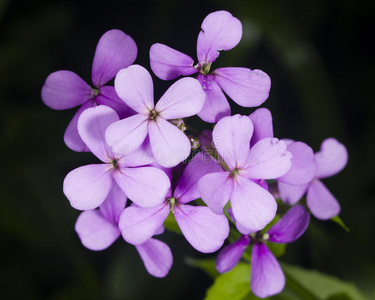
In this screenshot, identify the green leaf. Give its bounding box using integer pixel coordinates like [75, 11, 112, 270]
[281, 263, 368, 300]
[163, 212, 182, 234]
[184, 257, 219, 279]
[331, 216, 350, 232]
[204, 263, 253, 300]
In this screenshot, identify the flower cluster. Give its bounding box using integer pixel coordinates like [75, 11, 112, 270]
[42, 11, 348, 298]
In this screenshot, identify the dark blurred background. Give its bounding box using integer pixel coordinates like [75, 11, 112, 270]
[1, 0, 374, 299]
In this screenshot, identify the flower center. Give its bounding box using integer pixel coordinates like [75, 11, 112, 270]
[230, 168, 240, 177]
[149, 109, 158, 120]
[91, 87, 99, 98]
[199, 62, 212, 75]
[167, 197, 177, 213]
[250, 232, 270, 243]
[110, 159, 119, 170]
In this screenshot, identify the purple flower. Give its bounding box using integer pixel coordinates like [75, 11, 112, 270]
[150, 11, 271, 123]
[105, 65, 205, 168]
[63, 105, 170, 210]
[41, 29, 137, 151]
[118, 152, 230, 253]
[198, 114, 293, 231]
[216, 205, 310, 298]
[278, 138, 348, 219]
[75, 184, 173, 278]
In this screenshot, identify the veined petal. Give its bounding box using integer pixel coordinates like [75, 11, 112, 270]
[197, 11, 242, 64]
[117, 137, 154, 168]
[214, 68, 271, 107]
[231, 176, 277, 231]
[63, 164, 113, 210]
[307, 179, 340, 220]
[92, 29, 137, 87]
[114, 65, 154, 114]
[148, 118, 191, 168]
[105, 114, 149, 157]
[119, 204, 169, 245]
[75, 210, 120, 251]
[216, 235, 250, 273]
[78, 106, 119, 162]
[197, 74, 231, 123]
[249, 108, 274, 147]
[135, 238, 173, 278]
[156, 77, 205, 119]
[174, 204, 229, 253]
[96, 86, 136, 119]
[174, 152, 222, 204]
[268, 205, 310, 244]
[198, 172, 233, 214]
[150, 43, 197, 80]
[243, 138, 292, 180]
[277, 141, 317, 185]
[212, 114, 253, 170]
[251, 243, 285, 298]
[41, 70, 92, 110]
[278, 181, 309, 205]
[99, 183, 127, 224]
[114, 166, 170, 207]
[64, 101, 95, 152]
[315, 138, 348, 179]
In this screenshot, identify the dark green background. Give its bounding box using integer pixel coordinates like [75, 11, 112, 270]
[1, 0, 374, 299]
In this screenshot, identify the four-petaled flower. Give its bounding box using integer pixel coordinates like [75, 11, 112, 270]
[216, 205, 310, 298]
[42, 29, 137, 151]
[150, 11, 271, 123]
[63, 105, 170, 210]
[198, 114, 293, 231]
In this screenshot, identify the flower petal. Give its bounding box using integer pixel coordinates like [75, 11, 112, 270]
[156, 77, 205, 119]
[197, 74, 231, 123]
[75, 210, 120, 251]
[243, 138, 292, 179]
[216, 235, 250, 273]
[197, 11, 242, 64]
[198, 172, 233, 214]
[117, 137, 154, 168]
[249, 108, 274, 147]
[251, 243, 285, 298]
[96, 86, 136, 119]
[268, 205, 310, 243]
[277, 181, 309, 205]
[135, 238, 173, 278]
[307, 179, 340, 220]
[174, 152, 222, 204]
[148, 118, 191, 168]
[105, 114, 149, 157]
[174, 204, 229, 253]
[119, 204, 169, 245]
[78, 106, 119, 162]
[114, 65, 154, 114]
[64, 101, 95, 152]
[315, 138, 348, 179]
[149, 43, 197, 80]
[41, 70, 92, 110]
[212, 114, 254, 170]
[63, 164, 113, 210]
[114, 166, 170, 207]
[99, 183, 127, 224]
[277, 141, 317, 185]
[92, 29, 137, 87]
[231, 176, 277, 231]
[214, 68, 271, 107]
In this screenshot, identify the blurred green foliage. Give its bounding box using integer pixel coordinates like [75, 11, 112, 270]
[1, 0, 374, 299]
